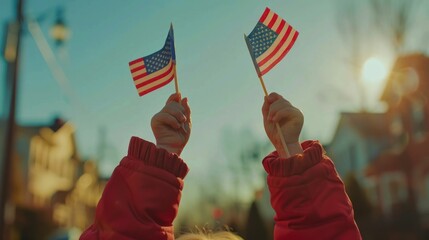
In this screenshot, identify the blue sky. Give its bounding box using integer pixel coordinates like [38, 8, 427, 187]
[2, 0, 427, 178]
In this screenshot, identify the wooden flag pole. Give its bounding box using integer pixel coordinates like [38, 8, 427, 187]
[244, 34, 290, 158]
[258, 75, 290, 158]
[171, 23, 180, 95]
[169, 23, 186, 133]
[173, 63, 187, 133]
[174, 64, 180, 94]
[258, 75, 269, 96]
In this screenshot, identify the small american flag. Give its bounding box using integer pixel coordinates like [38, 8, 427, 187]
[245, 7, 299, 76]
[129, 25, 176, 96]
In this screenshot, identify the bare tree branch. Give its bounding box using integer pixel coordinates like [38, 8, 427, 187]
[368, 0, 424, 53]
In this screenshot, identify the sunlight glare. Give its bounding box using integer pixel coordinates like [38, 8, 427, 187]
[362, 57, 388, 83]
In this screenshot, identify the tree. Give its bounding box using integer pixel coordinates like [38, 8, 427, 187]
[336, 0, 429, 110]
[369, 0, 426, 54]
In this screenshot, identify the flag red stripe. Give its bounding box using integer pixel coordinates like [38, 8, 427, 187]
[267, 14, 278, 29]
[129, 58, 143, 66]
[275, 20, 286, 34]
[259, 8, 270, 23]
[260, 31, 299, 76]
[138, 74, 174, 96]
[133, 71, 149, 80]
[135, 62, 174, 89]
[131, 65, 146, 73]
[258, 25, 292, 67]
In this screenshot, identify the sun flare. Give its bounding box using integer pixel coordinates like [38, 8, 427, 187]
[362, 57, 388, 83]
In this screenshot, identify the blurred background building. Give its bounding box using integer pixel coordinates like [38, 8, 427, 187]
[328, 53, 429, 239]
[0, 118, 106, 239]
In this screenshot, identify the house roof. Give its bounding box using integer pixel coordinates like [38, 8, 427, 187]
[0, 119, 44, 145]
[0, 117, 68, 137]
[0, 117, 79, 160]
[367, 132, 429, 176]
[381, 53, 429, 103]
[331, 112, 393, 143]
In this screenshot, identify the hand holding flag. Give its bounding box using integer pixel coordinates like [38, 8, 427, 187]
[245, 7, 299, 158]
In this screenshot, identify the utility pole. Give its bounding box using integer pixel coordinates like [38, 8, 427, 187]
[1, 0, 24, 238]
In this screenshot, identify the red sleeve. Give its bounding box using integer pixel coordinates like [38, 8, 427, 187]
[263, 140, 362, 240]
[80, 136, 189, 240]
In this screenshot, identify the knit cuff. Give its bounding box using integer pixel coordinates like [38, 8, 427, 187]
[127, 136, 189, 179]
[262, 140, 324, 177]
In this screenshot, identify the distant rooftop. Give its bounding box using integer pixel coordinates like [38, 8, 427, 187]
[331, 112, 393, 142]
[381, 53, 429, 103]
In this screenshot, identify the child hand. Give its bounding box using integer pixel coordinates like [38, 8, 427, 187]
[151, 93, 191, 155]
[262, 92, 304, 157]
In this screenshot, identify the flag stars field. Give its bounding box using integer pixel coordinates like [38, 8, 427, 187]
[248, 24, 277, 57]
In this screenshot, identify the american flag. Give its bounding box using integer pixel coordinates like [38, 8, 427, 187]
[129, 25, 176, 96]
[245, 7, 299, 76]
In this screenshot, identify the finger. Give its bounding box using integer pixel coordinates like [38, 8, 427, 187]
[166, 93, 182, 104]
[182, 98, 192, 134]
[154, 112, 182, 129]
[177, 98, 191, 133]
[268, 93, 292, 105]
[271, 107, 300, 123]
[163, 102, 187, 123]
[267, 92, 283, 104]
[182, 120, 191, 134]
[268, 99, 293, 121]
[181, 97, 191, 122]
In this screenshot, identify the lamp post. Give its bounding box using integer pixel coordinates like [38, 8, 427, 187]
[1, 1, 69, 238]
[1, 1, 24, 238]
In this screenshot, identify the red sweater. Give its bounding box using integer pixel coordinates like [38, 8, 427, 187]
[80, 137, 361, 240]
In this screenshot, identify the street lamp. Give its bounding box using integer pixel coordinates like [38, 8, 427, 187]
[50, 8, 70, 47]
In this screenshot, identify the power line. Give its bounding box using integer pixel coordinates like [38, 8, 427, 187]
[27, 19, 88, 115]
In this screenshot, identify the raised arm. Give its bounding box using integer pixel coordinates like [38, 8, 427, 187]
[261, 92, 361, 240]
[80, 93, 191, 240]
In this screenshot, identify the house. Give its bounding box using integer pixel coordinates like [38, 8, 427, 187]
[365, 54, 429, 221]
[0, 119, 47, 204]
[328, 53, 429, 236]
[27, 118, 80, 207]
[328, 112, 395, 179]
[0, 118, 106, 238]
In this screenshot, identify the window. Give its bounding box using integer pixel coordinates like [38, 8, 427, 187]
[411, 99, 426, 140]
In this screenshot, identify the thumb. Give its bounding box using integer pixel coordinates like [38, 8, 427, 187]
[166, 92, 182, 104]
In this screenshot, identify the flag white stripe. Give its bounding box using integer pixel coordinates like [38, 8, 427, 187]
[259, 30, 297, 73]
[137, 67, 174, 93]
[130, 61, 144, 70]
[271, 17, 283, 33]
[132, 68, 147, 78]
[262, 11, 275, 26]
